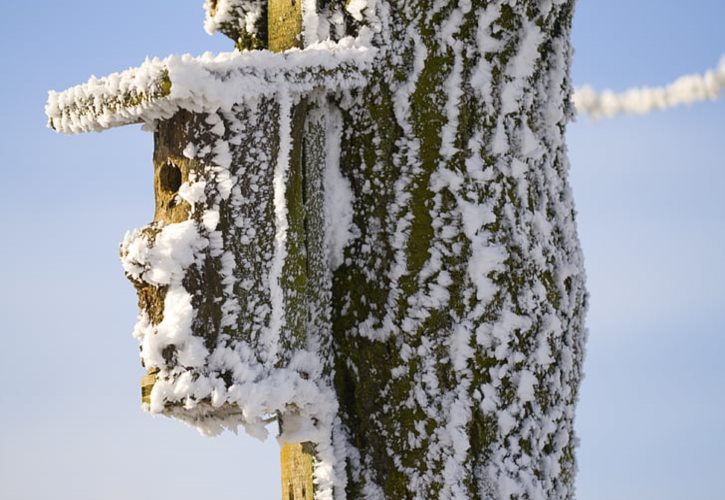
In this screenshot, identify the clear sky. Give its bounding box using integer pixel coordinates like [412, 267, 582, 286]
[1, 2, 723, 499]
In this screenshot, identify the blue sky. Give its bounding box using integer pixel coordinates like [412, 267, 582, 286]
[1, 2, 723, 499]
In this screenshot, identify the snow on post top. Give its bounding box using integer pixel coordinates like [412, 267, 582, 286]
[46, 40, 372, 134]
[203, 0, 266, 49]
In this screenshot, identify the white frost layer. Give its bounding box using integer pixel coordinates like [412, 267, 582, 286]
[574, 55, 725, 119]
[266, 89, 293, 364]
[46, 40, 374, 134]
[323, 104, 354, 269]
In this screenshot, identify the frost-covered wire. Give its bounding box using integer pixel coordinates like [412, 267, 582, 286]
[574, 55, 725, 119]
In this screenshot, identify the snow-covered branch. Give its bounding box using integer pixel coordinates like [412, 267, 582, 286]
[574, 55, 725, 119]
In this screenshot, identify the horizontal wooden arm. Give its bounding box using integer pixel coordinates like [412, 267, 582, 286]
[46, 45, 372, 134]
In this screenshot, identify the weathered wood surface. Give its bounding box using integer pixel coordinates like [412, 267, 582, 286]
[269, 0, 303, 52]
[281, 442, 315, 500]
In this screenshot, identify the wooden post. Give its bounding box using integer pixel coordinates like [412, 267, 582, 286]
[281, 442, 316, 500]
[268, 0, 303, 52]
[267, 4, 315, 499]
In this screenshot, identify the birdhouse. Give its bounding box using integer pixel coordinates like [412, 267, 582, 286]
[47, 2, 591, 498]
[46, 17, 371, 449]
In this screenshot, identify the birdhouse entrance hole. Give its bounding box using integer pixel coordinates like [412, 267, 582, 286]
[159, 161, 182, 194]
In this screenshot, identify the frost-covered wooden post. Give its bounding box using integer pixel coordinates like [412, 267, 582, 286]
[48, 0, 587, 498]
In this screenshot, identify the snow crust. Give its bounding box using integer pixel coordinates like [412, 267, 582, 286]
[574, 54, 725, 119]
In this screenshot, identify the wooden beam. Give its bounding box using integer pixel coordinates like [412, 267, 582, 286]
[268, 0, 303, 52]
